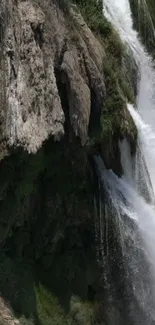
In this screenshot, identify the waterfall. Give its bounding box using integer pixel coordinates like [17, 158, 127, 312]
[128, 104, 155, 200]
[94, 156, 155, 324]
[104, 0, 155, 131]
[94, 0, 155, 323]
[104, 0, 155, 199]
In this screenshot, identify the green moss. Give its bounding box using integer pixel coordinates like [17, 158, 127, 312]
[71, 0, 136, 146]
[33, 286, 95, 325]
[36, 285, 72, 325]
[130, 0, 155, 56]
[101, 58, 136, 140]
[104, 30, 125, 63]
[0, 2, 139, 323]
[72, 0, 106, 34]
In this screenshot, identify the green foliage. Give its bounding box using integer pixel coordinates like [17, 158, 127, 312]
[104, 30, 125, 63]
[72, 0, 136, 145]
[72, 0, 124, 60]
[100, 58, 136, 143]
[0, 2, 139, 324]
[130, 0, 155, 56]
[36, 284, 72, 325]
[72, 0, 112, 37]
[36, 287, 95, 325]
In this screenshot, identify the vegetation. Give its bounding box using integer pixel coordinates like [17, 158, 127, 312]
[101, 59, 136, 139]
[0, 0, 140, 324]
[70, 0, 137, 173]
[72, 0, 136, 129]
[0, 136, 99, 323]
[36, 285, 72, 325]
[129, 0, 155, 57]
[18, 286, 95, 325]
[72, 0, 112, 37]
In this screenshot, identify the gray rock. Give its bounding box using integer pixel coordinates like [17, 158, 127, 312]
[0, 0, 105, 155]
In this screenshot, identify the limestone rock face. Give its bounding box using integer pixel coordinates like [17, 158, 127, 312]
[0, 0, 105, 155]
[0, 297, 21, 325]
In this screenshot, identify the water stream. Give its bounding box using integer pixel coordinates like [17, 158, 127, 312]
[94, 155, 155, 324]
[96, 0, 155, 323]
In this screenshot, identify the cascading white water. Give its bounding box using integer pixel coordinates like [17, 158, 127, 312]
[97, 0, 155, 323]
[128, 103, 155, 199]
[94, 156, 155, 323]
[104, 0, 155, 131]
[119, 138, 133, 184]
[104, 0, 155, 199]
[119, 135, 154, 202]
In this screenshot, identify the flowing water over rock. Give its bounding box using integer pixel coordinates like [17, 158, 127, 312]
[94, 156, 155, 324]
[96, 0, 155, 323]
[104, 0, 155, 130]
[128, 104, 155, 199]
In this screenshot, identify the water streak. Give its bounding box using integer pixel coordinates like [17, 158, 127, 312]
[100, 0, 155, 323]
[104, 0, 155, 131]
[95, 156, 155, 323]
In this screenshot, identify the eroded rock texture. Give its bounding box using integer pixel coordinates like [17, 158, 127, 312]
[0, 0, 105, 155]
[0, 296, 20, 325]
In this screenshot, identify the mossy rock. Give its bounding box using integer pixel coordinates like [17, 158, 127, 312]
[71, 0, 137, 166]
[130, 0, 155, 57]
[0, 2, 139, 324]
[36, 285, 72, 325]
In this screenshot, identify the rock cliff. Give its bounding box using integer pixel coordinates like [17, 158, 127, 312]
[0, 0, 105, 155]
[0, 1, 139, 325]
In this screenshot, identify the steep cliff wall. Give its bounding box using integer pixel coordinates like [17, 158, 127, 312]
[0, 1, 138, 325]
[0, 0, 105, 155]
